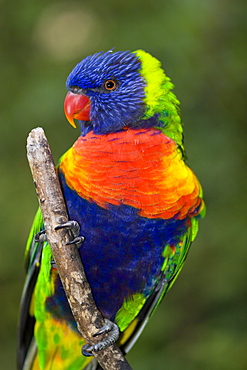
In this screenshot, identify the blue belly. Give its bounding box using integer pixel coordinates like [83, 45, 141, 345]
[46, 173, 188, 328]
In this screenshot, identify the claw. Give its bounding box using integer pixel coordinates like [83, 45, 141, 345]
[81, 319, 120, 357]
[34, 230, 47, 243]
[92, 319, 117, 338]
[55, 220, 80, 236]
[55, 220, 84, 247]
[82, 345, 94, 357]
[66, 236, 85, 247]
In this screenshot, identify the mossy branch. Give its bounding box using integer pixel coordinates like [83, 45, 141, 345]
[26, 127, 132, 370]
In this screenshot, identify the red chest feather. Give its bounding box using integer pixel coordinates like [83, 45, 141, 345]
[59, 129, 202, 219]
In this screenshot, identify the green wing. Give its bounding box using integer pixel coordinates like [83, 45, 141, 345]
[17, 208, 45, 370]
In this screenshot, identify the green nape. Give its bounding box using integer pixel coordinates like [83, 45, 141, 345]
[134, 49, 184, 152]
[115, 293, 146, 332]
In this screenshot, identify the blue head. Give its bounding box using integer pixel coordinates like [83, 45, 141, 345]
[64, 49, 183, 147]
[65, 50, 146, 135]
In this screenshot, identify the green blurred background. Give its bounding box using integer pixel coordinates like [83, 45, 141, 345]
[1, 0, 246, 369]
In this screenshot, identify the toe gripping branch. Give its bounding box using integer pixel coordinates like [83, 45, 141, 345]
[34, 229, 47, 243]
[82, 319, 120, 357]
[34, 220, 84, 268]
[55, 220, 84, 247]
[35, 220, 84, 247]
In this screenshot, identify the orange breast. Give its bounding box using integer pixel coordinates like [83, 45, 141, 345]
[59, 128, 202, 219]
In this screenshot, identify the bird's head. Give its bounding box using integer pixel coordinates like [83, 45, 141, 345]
[64, 50, 182, 140]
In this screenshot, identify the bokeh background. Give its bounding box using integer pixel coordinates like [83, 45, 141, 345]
[1, 0, 246, 369]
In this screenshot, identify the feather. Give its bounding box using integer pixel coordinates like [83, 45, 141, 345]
[18, 49, 205, 369]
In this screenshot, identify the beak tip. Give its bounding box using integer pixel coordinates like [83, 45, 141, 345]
[64, 91, 90, 128]
[64, 110, 76, 128]
[67, 115, 77, 128]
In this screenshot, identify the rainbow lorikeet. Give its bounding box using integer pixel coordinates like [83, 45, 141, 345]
[17, 50, 205, 370]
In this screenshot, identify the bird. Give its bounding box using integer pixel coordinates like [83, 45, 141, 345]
[17, 49, 205, 370]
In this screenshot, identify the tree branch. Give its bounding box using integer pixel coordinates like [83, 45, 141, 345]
[26, 127, 132, 370]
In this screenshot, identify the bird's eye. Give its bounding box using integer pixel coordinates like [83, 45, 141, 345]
[104, 79, 117, 91]
[71, 86, 81, 93]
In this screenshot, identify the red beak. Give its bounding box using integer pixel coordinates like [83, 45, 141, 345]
[64, 91, 91, 128]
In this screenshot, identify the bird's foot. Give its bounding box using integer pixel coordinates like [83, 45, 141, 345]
[55, 220, 84, 247]
[34, 229, 47, 243]
[82, 319, 120, 357]
[34, 220, 84, 248]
